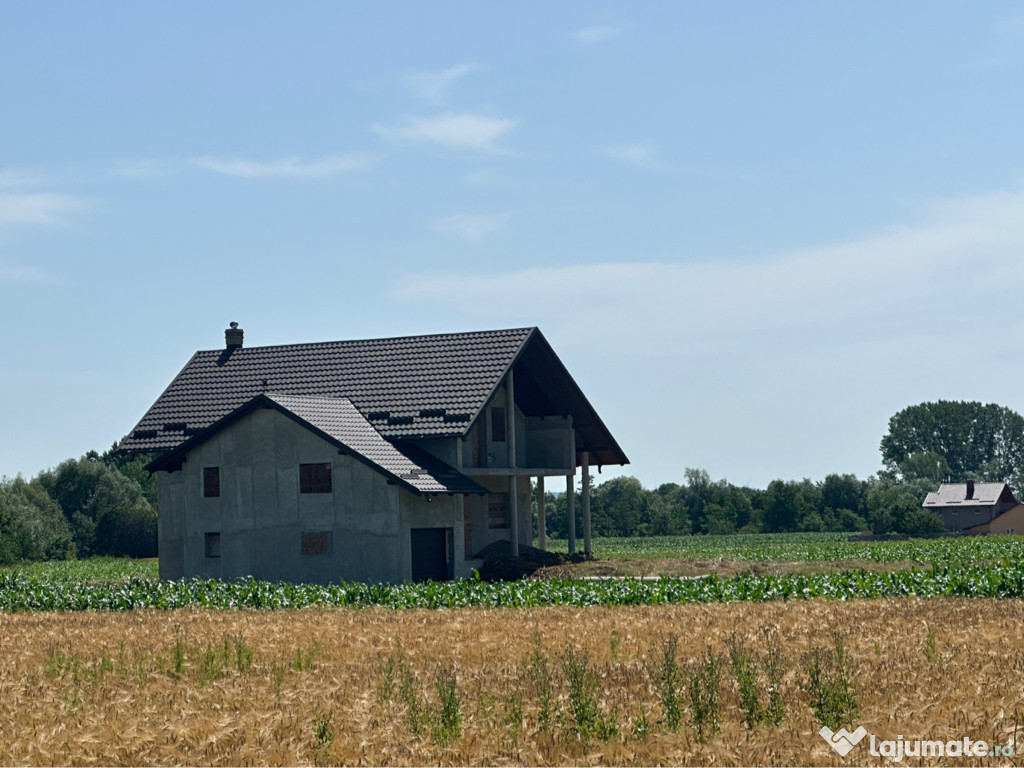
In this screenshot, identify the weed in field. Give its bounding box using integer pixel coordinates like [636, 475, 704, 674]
[654, 635, 684, 731]
[312, 711, 334, 749]
[688, 648, 724, 743]
[198, 645, 225, 686]
[503, 692, 523, 746]
[432, 665, 462, 746]
[728, 637, 762, 728]
[923, 623, 938, 664]
[563, 647, 617, 742]
[378, 654, 398, 703]
[524, 635, 554, 732]
[292, 645, 317, 671]
[99, 647, 114, 675]
[399, 659, 426, 736]
[44, 645, 72, 679]
[760, 633, 785, 726]
[610, 627, 621, 662]
[234, 635, 254, 672]
[632, 707, 651, 740]
[172, 639, 185, 675]
[803, 634, 858, 730]
[269, 661, 285, 702]
[725, 630, 785, 729]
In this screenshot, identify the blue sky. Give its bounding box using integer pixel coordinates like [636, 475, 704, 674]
[4, 2, 1024, 490]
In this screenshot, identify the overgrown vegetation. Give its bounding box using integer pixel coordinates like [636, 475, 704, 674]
[687, 648, 724, 743]
[653, 635, 684, 730]
[803, 634, 859, 730]
[1, 447, 156, 565]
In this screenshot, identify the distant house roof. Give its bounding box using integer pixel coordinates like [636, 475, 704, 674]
[922, 482, 1016, 509]
[147, 393, 487, 496]
[121, 326, 628, 468]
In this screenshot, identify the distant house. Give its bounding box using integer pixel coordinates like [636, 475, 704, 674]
[922, 481, 1018, 532]
[967, 504, 1024, 535]
[120, 324, 628, 584]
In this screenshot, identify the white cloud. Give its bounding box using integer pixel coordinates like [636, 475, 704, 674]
[996, 10, 1024, 36]
[193, 153, 376, 179]
[605, 143, 656, 167]
[407, 63, 478, 103]
[431, 213, 509, 243]
[395, 187, 1024, 354]
[374, 113, 515, 152]
[0, 260, 52, 284]
[108, 158, 172, 179]
[0, 193, 85, 226]
[392, 187, 1024, 487]
[0, 169, 52, 189]
[575, 25, 622, 44]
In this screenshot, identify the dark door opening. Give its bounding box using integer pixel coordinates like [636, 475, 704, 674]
[411, 527, 453, 582]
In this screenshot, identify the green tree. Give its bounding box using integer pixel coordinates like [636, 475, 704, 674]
[684, 468, 713, 533]
[821, 474, 867, 518]
[881, 401, 1024, 493]
[865, 477, 941, 534]
[37, 455, 157, 557]
[0, 478, 75, 564]
[762, 480, 800, 533]
[653, 483, 690, 535]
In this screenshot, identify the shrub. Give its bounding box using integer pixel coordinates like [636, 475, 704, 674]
[803, 634, 858, 730]
[688, 648, 724, 743]
[654, 635, 684, 731]
[0, 478, 75, 564]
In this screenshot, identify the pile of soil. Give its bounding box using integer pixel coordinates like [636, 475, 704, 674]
[473, 541, 580, 581]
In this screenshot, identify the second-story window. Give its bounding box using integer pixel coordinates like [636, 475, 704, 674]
[490, 407, 506, 442]
[300, 463, 332, 494]
[203, 467, 220, 498]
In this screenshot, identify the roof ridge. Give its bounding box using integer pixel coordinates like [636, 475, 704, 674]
[193, 326, 537, 354]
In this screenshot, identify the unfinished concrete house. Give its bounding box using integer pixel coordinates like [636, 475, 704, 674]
[120, 324, 628, 584]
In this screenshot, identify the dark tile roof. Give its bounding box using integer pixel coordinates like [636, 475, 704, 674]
[122, 328, 535, 453]
[148, 393, 486, 496]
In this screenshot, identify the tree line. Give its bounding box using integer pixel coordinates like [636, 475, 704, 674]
[0, 446, 156, 565]
[537, 469, 945, 539]
[3, 399, 1021, 564]
[538, 399, 1024, 540]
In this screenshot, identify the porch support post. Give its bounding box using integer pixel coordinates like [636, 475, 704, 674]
[567, 415, 576, 556]
[537, 475, 546, 551]
[506, 369, 519, 558]
[582, 451, 592, 558]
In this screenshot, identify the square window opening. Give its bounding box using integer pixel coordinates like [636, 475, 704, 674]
[300, 463, 332, 494]
[302, 531, 333, 556]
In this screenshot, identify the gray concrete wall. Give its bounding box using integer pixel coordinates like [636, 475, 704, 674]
[940, 506, 996, 532]
[157, 407, 467, 584]
[462, 475, 531, 556]
[524, 416, 573, 469]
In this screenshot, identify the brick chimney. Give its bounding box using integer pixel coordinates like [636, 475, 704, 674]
[225, 321, 244, 349]
[966, 480, 974, 500]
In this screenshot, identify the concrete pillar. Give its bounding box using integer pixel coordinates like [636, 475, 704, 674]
[506, 370, 519, 558]
[567, 415, 576, 555]
[582, 451, 591, 558]
[566, 473, 576, 555]
[537, 475, 546, 551]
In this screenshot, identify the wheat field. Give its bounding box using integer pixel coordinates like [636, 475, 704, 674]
[0, 598, 1021, 766]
